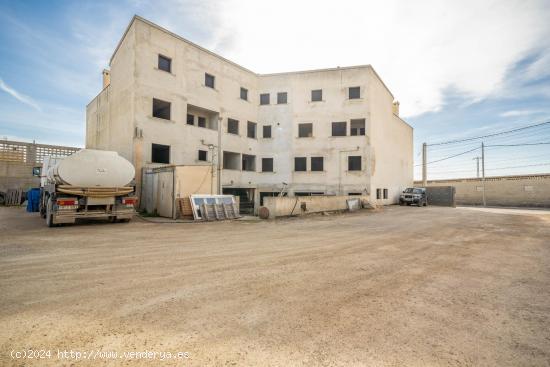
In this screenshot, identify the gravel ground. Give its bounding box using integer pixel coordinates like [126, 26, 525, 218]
[1, 205, 549, 366]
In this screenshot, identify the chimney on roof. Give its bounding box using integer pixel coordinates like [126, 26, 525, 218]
[392, 100, 400, 116]
[102, 69, 111, 88]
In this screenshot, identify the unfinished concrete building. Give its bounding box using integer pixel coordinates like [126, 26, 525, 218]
[86, 15, 413, 214]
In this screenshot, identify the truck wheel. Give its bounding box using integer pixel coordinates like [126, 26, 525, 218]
[40, 196, 46, 218]
[46, 198, 55, 227]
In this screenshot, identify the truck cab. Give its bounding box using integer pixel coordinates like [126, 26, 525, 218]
[399, 187, 427, 207]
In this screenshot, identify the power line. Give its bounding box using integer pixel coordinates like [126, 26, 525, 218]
[427, 120, 550, 146]
[487, 162, 550, 170]
[429, 162, 550, 174]
[485, 142, 550, 147]
[415, 146, 479, 166]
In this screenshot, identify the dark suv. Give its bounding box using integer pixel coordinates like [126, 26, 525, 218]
[399, 187, 427, 207]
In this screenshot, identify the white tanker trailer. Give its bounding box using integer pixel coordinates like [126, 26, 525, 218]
[39, 149, 137, 227]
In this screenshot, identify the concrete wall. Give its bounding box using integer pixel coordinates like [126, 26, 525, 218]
[86, 15, 413, 214]
[368, 69, 414, 205]
[256, 68, 372, 197]
[0, 140, 79, 193]
[263, 195, 370, 218]
[0, 161, 39, 192]
[416, 174, 550, 207]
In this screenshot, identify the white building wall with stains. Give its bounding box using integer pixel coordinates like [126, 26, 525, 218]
[86, 16, 413, 210]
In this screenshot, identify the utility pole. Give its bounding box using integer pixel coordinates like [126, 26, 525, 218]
[481, 142, 486, 207]
[473, 156, 481, 178]
[422, 142, 427, 187]
[201, 140, 218, 194]
[217, 116, 223, 194]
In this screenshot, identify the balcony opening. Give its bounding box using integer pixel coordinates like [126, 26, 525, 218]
[351, 119, 365, 136]
[223, 151, 240, 170]
[242, 154, 256, 171]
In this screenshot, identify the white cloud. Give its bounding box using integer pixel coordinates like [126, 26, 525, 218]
[525, 52, 550, 80]
[499, 110, 542, 118]
[0, 77, 42, 112]
[208, 0, 550, 117]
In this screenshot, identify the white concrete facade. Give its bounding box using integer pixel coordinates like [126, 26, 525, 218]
[86, 16, 413, 213]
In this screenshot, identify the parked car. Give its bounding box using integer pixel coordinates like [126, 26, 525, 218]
[399, 187, 428, 207]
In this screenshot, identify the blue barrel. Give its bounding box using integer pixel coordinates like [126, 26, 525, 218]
[26, 188, 40, 212]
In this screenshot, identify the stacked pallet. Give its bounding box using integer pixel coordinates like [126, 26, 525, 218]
[199, 202, 239, 221]
[176, 197, 194, 219]
[4, 188, 23, 206]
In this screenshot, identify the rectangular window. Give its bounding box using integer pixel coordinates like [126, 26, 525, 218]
[263, 125, 272, 138]
[383, 189, 388, 199]
[311, 157, 324, 171]
[349, 86, 361, 99]
[376, 188, 381, 199]
[247, 121, 257, 139]
[227, 118, 239, 135]
[295, 157, 307, 171]
[277, 92, 287, 104]
[240, 87, 248, 101]
[158, 55, 171, 73]
[311, 89, 322, 102]
[332, 121, 347, 136]
[198, 150, 207, 161]
[186, 114, 194, 125]
[350, 119, 366, 136]
[205, 73, 215, 88]
[348, 156, 361, 171]
[262, 158, 273, 172]
[152, 143, 170, 164]
[260, 93, 270, 105]
[242, 154, 256, 171]
[298, 123, 313, 138]
[152, 98, 171, 120]
[198, 116, 206, 128]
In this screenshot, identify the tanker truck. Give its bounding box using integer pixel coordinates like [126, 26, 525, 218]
[39, 149, 137, 227]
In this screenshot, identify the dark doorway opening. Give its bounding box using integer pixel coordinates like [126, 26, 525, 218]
[223, 188, 255, 214]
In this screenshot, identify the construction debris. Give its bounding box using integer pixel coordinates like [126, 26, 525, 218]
[4, 188, 23, 206]
[190, 194, 240, 221]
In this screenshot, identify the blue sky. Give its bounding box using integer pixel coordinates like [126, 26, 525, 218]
[1, 0, 550, 179]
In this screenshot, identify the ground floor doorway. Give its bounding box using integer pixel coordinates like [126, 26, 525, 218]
[223, 188, 255, 214]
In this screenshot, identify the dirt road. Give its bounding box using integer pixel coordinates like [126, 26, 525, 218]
[1, 206, 549, 366]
